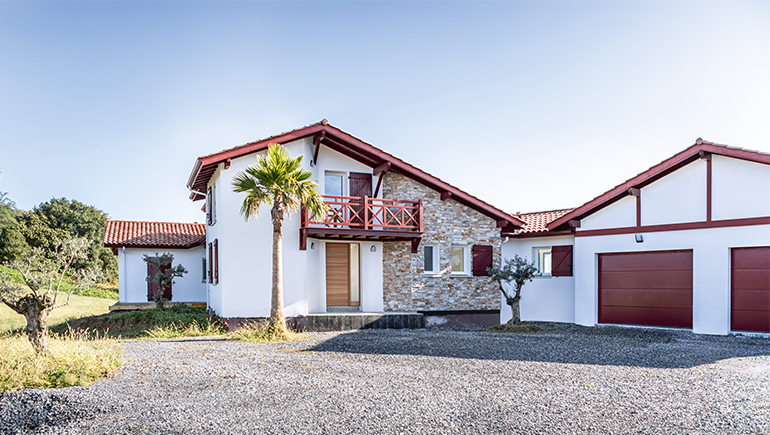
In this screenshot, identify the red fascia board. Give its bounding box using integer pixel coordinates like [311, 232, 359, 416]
[187, 122, 524, 228]
[503, 230, 574, 239]
[574, 216, 770, 237]
[104, 238, 206, 250]
[547, 143, 770, 232]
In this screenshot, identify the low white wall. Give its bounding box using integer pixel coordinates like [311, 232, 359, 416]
[573, 224, 770, 335]
[118, 246, 207, 304]
[501, 236, 576, 324]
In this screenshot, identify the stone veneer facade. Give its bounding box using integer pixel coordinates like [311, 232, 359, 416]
[381, 172, 503, 312]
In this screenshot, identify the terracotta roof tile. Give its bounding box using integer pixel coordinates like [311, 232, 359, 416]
[513, 209, 575, 234]
[104, 220, 206, 249]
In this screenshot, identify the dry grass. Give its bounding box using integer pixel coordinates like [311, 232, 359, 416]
[145, 321, 226, 339]
[0, 331, 123, 392]
[229, 322, 308, 343]
[0, 294, 114, 333]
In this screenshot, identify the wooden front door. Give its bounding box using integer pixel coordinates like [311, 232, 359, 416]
[326, 243, 350, 306]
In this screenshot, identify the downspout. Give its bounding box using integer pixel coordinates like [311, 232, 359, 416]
[188, 188, 207, 198]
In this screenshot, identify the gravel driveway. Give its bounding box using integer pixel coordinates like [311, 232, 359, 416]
[2, 324, 770, 434]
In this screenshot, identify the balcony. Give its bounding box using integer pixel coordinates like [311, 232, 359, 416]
[300, 195, 423, 252]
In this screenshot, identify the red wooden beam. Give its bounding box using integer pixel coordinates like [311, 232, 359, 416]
[627, 188, 640, 197]
[373, 172, 384, 198]
[312, 131, 325, 166]
[568, 220, 581, 228]
[411, 238, 422, 254]
[224, 158, 231, 170]
[373, 162, 391, 175]
[496, 220, 508, 228]
[441, 192, 452, 200]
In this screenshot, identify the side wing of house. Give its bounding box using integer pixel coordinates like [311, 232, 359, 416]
[548, 142, 770, 335]
[104, 220, 207, 306]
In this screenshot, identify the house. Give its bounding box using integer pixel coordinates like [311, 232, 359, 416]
[501, 139, 770, 335]
[104, 220, 207, 308]
[106, 121, 770, 335]
[182, 119, 524, 326]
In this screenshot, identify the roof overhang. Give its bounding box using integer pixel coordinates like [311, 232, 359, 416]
[547, 140, 770, 232]
[186, 120, 525, 228]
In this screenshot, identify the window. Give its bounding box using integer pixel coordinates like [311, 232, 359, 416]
[325, 173, 343, 196]
[201, 258, 207, 283]
[536, 248, 552, 275]
[451, 245, 470, 275]
[472, 245, 493, 276]
[423, 245, 439, 275]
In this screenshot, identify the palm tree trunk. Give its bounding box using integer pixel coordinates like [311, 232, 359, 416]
[270, 203, 286, 330]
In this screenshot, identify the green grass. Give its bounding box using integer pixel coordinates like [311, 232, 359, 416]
[0, 294, 114, 333]
[0, 331, 123, 392]
[52, 305, 226, 339]
[485, 323, 544, 333]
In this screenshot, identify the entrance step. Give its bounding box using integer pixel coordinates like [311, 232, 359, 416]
[293, 312, 424, 332]
[326, 306, 361, 313]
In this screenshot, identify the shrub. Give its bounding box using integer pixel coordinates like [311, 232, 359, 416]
[229, 322, 307, 343]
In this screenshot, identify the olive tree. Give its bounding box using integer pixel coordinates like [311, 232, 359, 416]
[0, 237, 99, 354]
[143, 253, 187, 310]
[487, 254, 539, 325]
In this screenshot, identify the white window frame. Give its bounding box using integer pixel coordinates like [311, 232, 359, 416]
[324, 171, 346, 197]
[534, 247, 552, 276]
[423, 244, 440, 275]
[450, 244, 471, 276]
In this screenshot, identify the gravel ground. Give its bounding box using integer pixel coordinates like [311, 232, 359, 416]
[2, 323, 770, 435]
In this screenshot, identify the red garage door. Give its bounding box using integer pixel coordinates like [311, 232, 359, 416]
[599, 250, 693, 328]
[731, 247, 770, 332]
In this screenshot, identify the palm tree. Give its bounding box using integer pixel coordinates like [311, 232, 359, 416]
[232, 144, 328, 332]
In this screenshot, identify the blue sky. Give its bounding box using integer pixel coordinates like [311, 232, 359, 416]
[1, 1, 768, 223]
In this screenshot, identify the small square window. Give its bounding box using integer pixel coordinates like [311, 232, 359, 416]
[424, 245, 439, 275]
[536, 248, 552, 275]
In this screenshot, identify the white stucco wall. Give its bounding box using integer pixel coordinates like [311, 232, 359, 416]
[502, 236, 576, 324]
[712, 155, 770, 220]
[204, 138, 385, 318]
[117, 246, 207, 304]
[573, 224, 770, 335]
[641, 160, 707, 225]
[580, 195, 637, 230]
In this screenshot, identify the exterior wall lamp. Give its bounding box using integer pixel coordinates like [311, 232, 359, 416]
[370, 245, 376, 252]
[635, 234, 644, 243]
[310, 242, 315, 250]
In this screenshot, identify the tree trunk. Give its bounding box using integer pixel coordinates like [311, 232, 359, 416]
[506, 296, 521, 326]
[10, 294, 54, 354]
[270, 203, 286, 331]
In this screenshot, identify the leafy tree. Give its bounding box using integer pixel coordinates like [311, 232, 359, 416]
[25, 198, 117, 281]
[0, 192, 29, 262]
[143, 253, 187, 310]
[0, 237, 99, 354]
[232, 144, 327, 334]
[488, 255, 539, 325]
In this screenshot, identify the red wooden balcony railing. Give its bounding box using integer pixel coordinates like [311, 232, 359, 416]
[301, 195, 422, 232]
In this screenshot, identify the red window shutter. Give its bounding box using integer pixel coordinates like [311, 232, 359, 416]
[206, 187, 213, 225]
[147, 264, 158, 301]
[551, 245, 573, 277]
[214, 239, 219, 284]
[472, 245, 493, 276]
[208, 242, 213, 284]
[161, 261, 172, 300]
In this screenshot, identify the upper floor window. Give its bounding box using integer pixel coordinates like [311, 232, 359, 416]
[325, 173, 343, 196]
